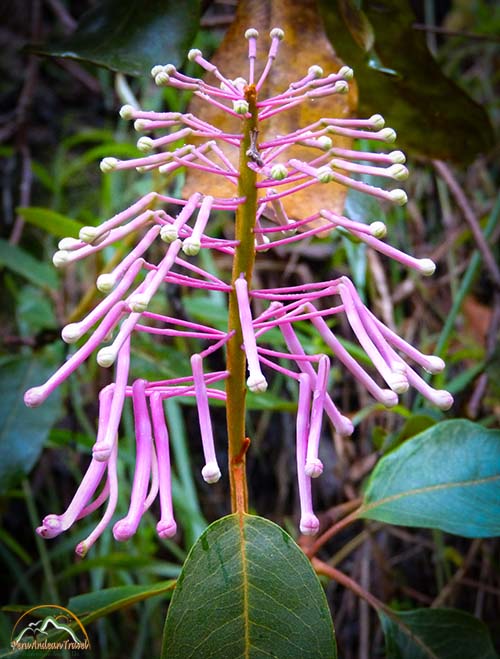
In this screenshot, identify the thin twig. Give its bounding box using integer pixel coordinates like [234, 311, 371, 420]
[412, 23, 500, 42]
[433, 160, 500, 289]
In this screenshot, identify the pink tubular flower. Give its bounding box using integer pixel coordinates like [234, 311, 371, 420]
[25, 27, 453, 551]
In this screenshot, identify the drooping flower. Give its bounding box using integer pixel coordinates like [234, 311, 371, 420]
[25, 28, 452, 552]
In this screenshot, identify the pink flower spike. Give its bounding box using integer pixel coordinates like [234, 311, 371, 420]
[24, 301, 127, 407]
[150, 393, 177, 538]
[296, 374, 320, 536]
[234, 276, 268, 393]
[76, 441, 119, 557]
[191, 354, 221, 484]
[113, 380, 153, 541]
[183, 195, 214, 255]
[256, 28, 285, 91]
[36, 458, 107, 539]
[93, 336, 131, 461]
[245, 28, 259, 84]
[305, 355, 329, 478]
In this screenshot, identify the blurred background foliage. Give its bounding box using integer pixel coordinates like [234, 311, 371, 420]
[0, 0, 499, 657]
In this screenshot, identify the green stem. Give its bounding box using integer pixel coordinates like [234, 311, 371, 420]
[226, 86, 259, 513]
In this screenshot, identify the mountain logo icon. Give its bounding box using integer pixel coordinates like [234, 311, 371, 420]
[10, 604, 90, 652]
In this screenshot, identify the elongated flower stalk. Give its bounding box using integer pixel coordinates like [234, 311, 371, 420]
[25, 28, 453, 553]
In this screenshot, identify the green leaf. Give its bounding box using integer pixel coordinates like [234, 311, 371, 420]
[359, 419, 500, 537]
[31, 0, 201, 76]
[162, 514, 336, 658]
[69, 580, 176, 625]
[319, 0, 494, 163]
[0, 354, 61, 493]
[16, 207, 83, 239]
[379, 608, 498, 659]
[0, 239, 57, 289]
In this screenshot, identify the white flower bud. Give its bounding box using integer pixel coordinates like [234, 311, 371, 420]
[316, 166, 334, 183]
[245, 28, 259, 39]
[417, 258, 436, 276]
[160, 225, 178, 242]
[52, 250, 69, 268]
[380, 127, 397, 143]
[134, 119, 147, 131]
[389, 189, 408, 205]
[338, 65, 354, 80]
[129, 294, 149, 313]
[389, 150, 406, 164]
[333, 80, 349, 94]
[97, 346, 117, 368]
[317, 136, 332, 151]
[182, 238, 201, 256]
[100, 157, 119, 173]
[247, 374, 268, 393]
[270, 28, 284, 40]
[388, 164, 409, 181]
[79, 226, 99, 243]
[233, 99, 249, 115]
[387, 371, 409, 394]
[270, 164, 288, 180]
[57, 237, 80, 250]
[423, 356, 445, 374]
[308, 65, 323, 78]
[96, 273, 115, 293]
[119, 104, 136, 120]
[369, 221, 387, 238]
[434, 391, 454, 410]
[202, 462, 221, 484]
[305, 459, 324, 478]
[61, 323, 83, 343]
[137, 136, 154, 153]
[187, 49, 202, 62]
[150, 65, 164, 78]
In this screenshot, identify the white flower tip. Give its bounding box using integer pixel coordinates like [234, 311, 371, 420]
[380, 389, 399, 407]
[334, 80, 349, 94]
[389, 189, 408, 205]
[369, 221, 387, 238]
[256, 235, 271, 251]
[113, 520, 135, 542]
[305, 459, 324, 478]
[387, 372, 409, 394]
[119, 104, 135, 120]
[134, 119, 147, 131]
[160, 225, 178, 243]
[137, 136, 154, 153]
[92, 442, 112, 462]
[52, 250, 69, 268]
[150, 64, 164, 78]
[247, 373, 268, 393]
[164, 64, 177, 75]
[417, 258, 436, 276]
[202, 462, 221, 484]
[58, 237, 80, 250]
[424, 355, 446, 374]
[308, 65, 323, 78]
[24, 386, 45, 408]
[270, 27, 284, 40]
[79, 225, 99, 243]
[187, 48, 202, 62]
[434, 390, 454, 410]
[317, 166, 334, 183]
[245, 28, 259, 39]
[100, 157, 119, 173]
[182, 238, 201, 256]
[37, 515, 63, 538]
[388, 164, 409, 181]
[317, 135, 332, 151]
[61, 323, 83, 343]
[338, 65, 354, 80]
[75, 541, 88, 558]
[369, 114, 385, 129]
[157, 519, 177, 539]
[97, 346, 117, 368]
[380, 127, 397, 143]
[389, 150, 406, 164]
[270, 164, 288, 180]
[96, 273, 115, 293]
[233, 99, 249, 115]
[129, 293, 149, 313]
[338, 415, 355, 436]
[300, 513, 320, 536]
[154, 71, 170, 86]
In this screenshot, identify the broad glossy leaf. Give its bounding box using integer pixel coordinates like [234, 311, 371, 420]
[0, 239, 57, 289]
[16, 207, 83, 239]
[31, 0, 201, 76]
[0, 354, 61, 493]
[69, 580, 176, 625]
[162, 514, 336, 658]
[319, 0, 493, 163]
[183, 0, 357, 220]
[359, 420, 500, 537]
[379, 608, 498, 659]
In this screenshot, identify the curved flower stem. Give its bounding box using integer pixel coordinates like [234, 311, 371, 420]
[226, 85, 258, 513]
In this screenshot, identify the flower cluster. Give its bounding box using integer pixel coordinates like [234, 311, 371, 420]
[25, 28, 452, 554]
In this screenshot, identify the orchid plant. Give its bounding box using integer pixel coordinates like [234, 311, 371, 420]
[24, 27, 453, 555]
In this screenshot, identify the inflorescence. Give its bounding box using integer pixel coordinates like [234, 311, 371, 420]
[25, 27, 452, 555]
